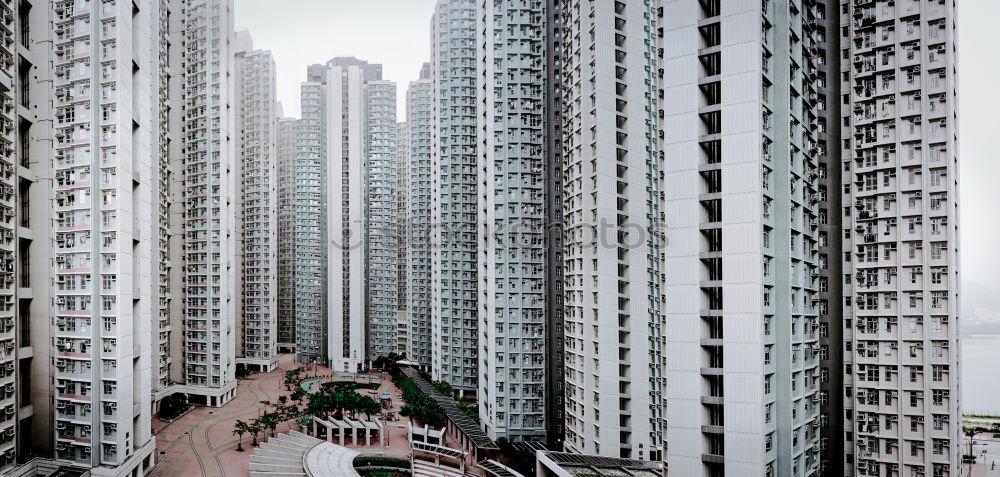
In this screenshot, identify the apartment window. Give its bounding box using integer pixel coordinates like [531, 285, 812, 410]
[932, 365, 945, 382]
[932, 390, 946, 406]
[930, 168, 947, 186]
[933, 415, 945, 430]
[932, 145, 947, 162]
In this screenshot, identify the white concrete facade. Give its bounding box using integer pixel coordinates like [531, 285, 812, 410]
[364, 80, 399, 360]
[396, 120, 410, 358]
[0, 0, 22, 469]
[180, 0, 238, 405]
[559, 0, 665, 461]
[475, 0, 549, 442]
[430, 0, 480, 392]
[275, 117, 299, 352]
[405, 70, 433, 368]
[293, 81, 326, 365]
[324, 63, 368, 372]
[840, 1, 962, 476]
[234, 35, 279, 373]
[662, 1, 823, 475]
[48, 0, 163, 471]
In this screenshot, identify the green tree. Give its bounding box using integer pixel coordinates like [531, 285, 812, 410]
[965, 426, 985, 454]
[248, 419, 263, 446]
[259, 413, 277, 438]
[159, 393, 189, 420]
[432, 380, 453, 396]
[283, 366, 306, 391]
[233, 420, 249, 452]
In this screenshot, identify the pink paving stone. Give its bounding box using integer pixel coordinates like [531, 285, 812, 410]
[150, 353, 433, 477]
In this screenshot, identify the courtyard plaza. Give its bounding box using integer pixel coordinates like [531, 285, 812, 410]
[149, 353, 441, 477]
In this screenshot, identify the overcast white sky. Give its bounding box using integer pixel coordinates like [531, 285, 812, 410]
[955, 1, 1000, 297]
[235, 0, 1000, 300]
[234, 0, 435, 119]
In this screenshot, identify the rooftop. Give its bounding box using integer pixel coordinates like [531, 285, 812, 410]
[537, 451, 663, 477]
[479, 459, 526, 477]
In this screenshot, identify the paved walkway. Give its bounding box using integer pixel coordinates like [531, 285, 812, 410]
[149, 355, 415, 477]
[151, 356, 297, 477]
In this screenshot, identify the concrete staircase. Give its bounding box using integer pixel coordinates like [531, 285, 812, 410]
[250, 430, 322, 477]
[303, 441, 361, 476]
[412, 459, 464, 477]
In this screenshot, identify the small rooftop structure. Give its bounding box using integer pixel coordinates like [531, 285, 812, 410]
[512, 440, 548, 453]
[536, 451, 664, 477]
[479, 459, 526, 477]
[412, 441, 468, 460]
[409, 423, 446, 446]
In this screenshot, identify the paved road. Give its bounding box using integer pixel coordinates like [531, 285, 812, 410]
[964, 435, 1000, 477]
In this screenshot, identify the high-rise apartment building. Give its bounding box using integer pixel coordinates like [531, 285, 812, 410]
[13, 0, 244, 469]
[662, 1, 823, 475]
[816, 1, 845, 474]
[364, 80, 399, 360]
[0, 0, 24, 471]
[405, 66, 433, 368]
[0, 0, 961, 474]
[178, 0, 238, 406]
[656, 0, 961, 476]
[429, 0, 480, 393]
[155, 0, 181, 407]
[840, 1, 961, 476]
[474, 0, 550, 442]
[275, 117, 299, 353]
[395, 120, 409, 358]
[321, 59, 365, 371]
[558, 0, 665, 461]
[292, 80, 326, 365]
[234, 33, 278, 373]
[48, 0, 167, 471]
[307, 58, 384, 371]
